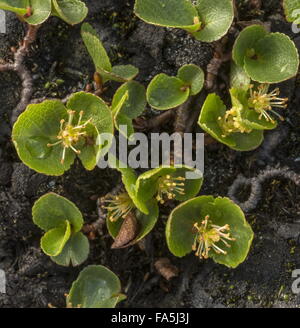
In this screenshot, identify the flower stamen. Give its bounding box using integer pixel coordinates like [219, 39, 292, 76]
[102, 192, 135, 222]
[47, 110, 92, 164]
[248, 84, 287, 123]
[156, 174, 186, 204]
[192, 215, 235, 259]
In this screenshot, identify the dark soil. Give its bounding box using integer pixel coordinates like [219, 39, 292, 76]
[0, 0, 300, 308]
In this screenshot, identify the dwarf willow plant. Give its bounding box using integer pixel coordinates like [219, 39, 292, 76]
[233, 25, 299, 83]
[147, 64, 204, 110]
[81, 23, 139, 84]
[283, 0, 300, 23]
[134, 0, 234, 42]
[12, 92, 114, 176]
[32, 193, 89, 266]
[166, 196, 254, 268]
[0, 0, 88, 25]
[67, 265, 126, 308]
[198, 85, 288, 151]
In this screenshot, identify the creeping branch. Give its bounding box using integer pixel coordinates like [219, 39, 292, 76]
[0, 24, 40, 124]
[228, 167, 300, 212]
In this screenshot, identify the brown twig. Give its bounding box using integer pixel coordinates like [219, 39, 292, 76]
[133, 109, 176, 131]
[205, 37, 231, 91]
[0, 24, 40, 124]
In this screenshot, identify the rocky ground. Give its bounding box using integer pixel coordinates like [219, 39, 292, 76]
[0, 0, 300, 308]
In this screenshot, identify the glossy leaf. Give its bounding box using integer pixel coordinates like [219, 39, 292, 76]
[24, 0, 52, 25]
[41, 220, 71, 256]
[244, 33, 299, 83]
[51, 232, 89, 267]
[177, 64, 204, 96]
[67, 265, 125, 308]
[147, 74, 190, 110]
[193, 0, 234, 42]
[52, 0, 88, 25]
[32, 193, 83, 233]
[166, 196, 254, 268]
[12, 100, 75, 176]
[134, 0, 201, 33]
[232, 25, 267, 68]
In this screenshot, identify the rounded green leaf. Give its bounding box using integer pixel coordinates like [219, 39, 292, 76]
[193, 0, 234, 42]
[66, 92, 114, 170]
[283, 0, 300, 22]
[81, 23, 112, 74]
[107, 198, 159, 246]
[12, 100, 75, 176]
[166, 196, 254, 268]
[134, 0, 201, 33]
[244, 33, 300, 83]
[177, 64, 204, 96]
[52, 0, 88, 25]
[0, 1, 27, 15]
[232, 25, 267, 68]
[67, 265, 125, 308]
[147, 74, 190, 110]
[24, 0, 52, 25]
[51, 231, 89, 267]
[41, 220, 71, 257]
[112, 81, 146, 119]
[32, 193, 83, 233]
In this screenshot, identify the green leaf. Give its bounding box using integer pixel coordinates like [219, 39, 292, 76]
[198, 93, 264, 151]
[110, 65, 139, 82]
[66, 92, 114, 170]
[283, 0, 300, 22]
[51, 232, 89, 267]
[107, 198, 159, 246]
[230, 61, 251, 89]
[24, 0, 51, 25]
[193, 0, 234, 42]
[112, 81, 146, 140]
[32, 193, 83, 233]
[52, 0, 88, 25]
[41, 220, 71, 257]
[232, 25, 267, 68]
[81, 23, 112, 74]
[67, 265, 125, 308]
[244, 33, 300, 83]
[177, 64, 204, 96]
[0, 0, 27, 15]
[147, 73, 190, 110]
[134, 0, 201, 33]
[112, 81, 146, 118]
[166, 196, 254, 268]
[12, 100, 75, 176]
